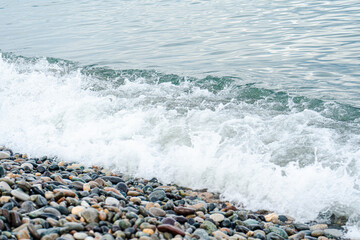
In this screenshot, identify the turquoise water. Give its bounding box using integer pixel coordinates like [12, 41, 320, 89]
[1, 0, 360, 237]
[1, 0, 360, 106]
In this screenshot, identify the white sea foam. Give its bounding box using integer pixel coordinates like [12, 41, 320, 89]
[1, 55, 360, 236]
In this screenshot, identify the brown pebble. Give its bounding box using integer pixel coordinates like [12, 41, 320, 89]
[174, 206, 196, 216]
[157, 224, 185, 237]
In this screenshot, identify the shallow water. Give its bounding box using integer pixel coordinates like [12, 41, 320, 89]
[1, 0, 360, 237]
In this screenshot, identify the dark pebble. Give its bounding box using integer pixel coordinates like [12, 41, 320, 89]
[37, 166, 46, 173]
[2, 202, 14, 211]
[235, 225, 250, 234]
[35, 196, 48, 207]
[0, 167, 5, 178]
[101, 176, 123, 184]
[266, 232, 285, 240]
[278, 215, 288, 222]
[31, 186, 45, 196]
[9, 211, 21, 228]
[162, 217, 175, 226]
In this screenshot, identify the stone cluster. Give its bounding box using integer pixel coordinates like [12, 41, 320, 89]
[0, 148, 347, 240]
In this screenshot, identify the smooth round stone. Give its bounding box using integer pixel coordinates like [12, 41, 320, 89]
[21, 201, 36, 213]
[310, 224, 328, 231]
[157, 224, 185, 237]
[64, 222, 84, 231]
[201, 221, 217, 234]
[119, 219, 131, 230]
[0, 182, 11, 191]
[82, 208, 99, 223]
[311, 230, 324, 237]
[44, 207, 61, 217]
[35, 195, 48, 207]
[74, 232, 88, 240]
[324, 229, 343, 238]
[148, 207, 166, 217]
[0, 151, 10, 159]
[148, 189, 166, 201]
[115, 182, 128, 193]
[10, 211, 21, 227]
[130, 197, 141, 204]
[210, 213, 225, 222]
[213, 230, 229, 239]
[161, 217, 175, 226]
[192, 228, 209, 239]
[11, 189, 30, 201]
[105, 197, 119, 206]
[71, 206, 86, 216]
[20, 163, 33, 170]
[269, 226, 288, 239]
[37, 166, 46, 173]
[101, 176, 123, 184]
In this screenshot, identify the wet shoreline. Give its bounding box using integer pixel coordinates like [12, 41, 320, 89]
[0, 148, 348, 240]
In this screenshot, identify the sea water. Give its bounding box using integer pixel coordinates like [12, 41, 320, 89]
[0, 0, 360, 237]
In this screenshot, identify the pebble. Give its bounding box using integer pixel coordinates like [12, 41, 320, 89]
[0, 148, 347, 240]
[104, 197, 119, 206]
[0, 181, 12, 191]
[81, 208, 99, 223]
[11, 189, 30, 201]
[210, 213, 225, 222]
[157, 224, 186, 237]
[149, 207, 166, 217]
[0, 151, 10, 159]
[71, 206, 86, 216]
[74, 232, 88, 240]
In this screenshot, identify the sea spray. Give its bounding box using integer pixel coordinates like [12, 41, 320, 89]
[1, 53, 360, 235]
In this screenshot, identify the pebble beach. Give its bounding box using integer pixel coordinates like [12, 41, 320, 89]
[0, 147, 349, 240]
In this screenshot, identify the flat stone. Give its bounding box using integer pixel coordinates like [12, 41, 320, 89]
[0, 196, 11, 202]
[74, 232, 88, 240]
[105, 197, 119, 206]
[71, 206, 86, 216]
[213, 230, 229, 239]
[173, 206, 196, 216]
[269, 226, 288, 239]
[130, 197, 141, 204]
[201, 220, 217, 234]
[0, 181, 12, 191]
[63, 222, 84, 231]
[27, 223, 41, 239]
[44, 207, 61, 217]
[193, 228, 209, 239]
[127, 191, 141, 196]
[101, 176, 123, 184]
[10, 211, 22, 227]
[36, 195, 48, 207]
[210, 213, 225, 222]
[0, 151, 10, 159]
[16, 228, 31, 240]
[11, 189, 30, 201]
[310, 224, 328, 231]
[311, 229, 324, 237]
[40, 233, 59, 240]
[157, 224, 185, 237]
[149, 207, 166, 217]
[61, 234, 75, 240]
[161, 217, 176, 226]
[324, 229, 343, 238]
[115, 182, 128, 193]
[21, 201, 36, 213]
[53, 189, 76, 197]
[149, 189, 166, 201]
[81, 208, 99, 223]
